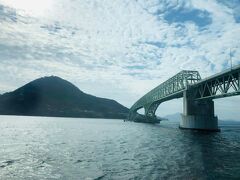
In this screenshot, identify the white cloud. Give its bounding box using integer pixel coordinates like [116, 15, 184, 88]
[0, 0, 240, 119]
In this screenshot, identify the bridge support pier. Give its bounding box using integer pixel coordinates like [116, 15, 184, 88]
[180, 91, 219, 131]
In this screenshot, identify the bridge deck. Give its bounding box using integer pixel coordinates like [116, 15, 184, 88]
[130, 64, 240, 112]
[191, 65, 240, 100]
[131, 70, 201, 110]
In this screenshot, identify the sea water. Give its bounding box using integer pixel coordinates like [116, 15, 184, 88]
[0, 115, 240, 179]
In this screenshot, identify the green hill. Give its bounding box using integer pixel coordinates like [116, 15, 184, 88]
[0, 76, 129, 119]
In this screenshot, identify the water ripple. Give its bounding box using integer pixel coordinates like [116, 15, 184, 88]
[0, 116, 240, 179]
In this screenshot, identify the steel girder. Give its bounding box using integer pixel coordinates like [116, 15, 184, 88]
[144, 101, 161, 118]
[129, 64, 240, 122]
[130, 70, 201, 112]
[191, 64, 240, 100]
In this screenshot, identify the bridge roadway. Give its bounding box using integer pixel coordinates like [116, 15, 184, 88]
[128, 64, 240, 131]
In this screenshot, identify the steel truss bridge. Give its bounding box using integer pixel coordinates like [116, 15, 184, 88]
[128, 64, 240, 131]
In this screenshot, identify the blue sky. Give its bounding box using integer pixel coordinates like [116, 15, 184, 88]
[0, 0, 240, 120]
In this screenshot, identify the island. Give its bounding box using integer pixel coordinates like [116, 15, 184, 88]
[0, 76, 129, 119]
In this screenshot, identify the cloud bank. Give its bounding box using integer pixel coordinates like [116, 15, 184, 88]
[0, 0, 240, 119]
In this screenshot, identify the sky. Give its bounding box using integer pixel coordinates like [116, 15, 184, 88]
[0, 0, 240, 120]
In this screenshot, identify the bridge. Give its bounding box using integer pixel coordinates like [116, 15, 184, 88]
[128, 64, 240, 131]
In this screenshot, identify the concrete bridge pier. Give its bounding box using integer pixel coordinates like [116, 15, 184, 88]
[180, 91, 219, 131]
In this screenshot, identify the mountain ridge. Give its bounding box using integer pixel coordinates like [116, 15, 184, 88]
[0, 76, 129, 119]
[164, 112, 240, 122]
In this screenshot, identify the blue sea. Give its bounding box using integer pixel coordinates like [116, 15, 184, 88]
[0, 115, 240, 179]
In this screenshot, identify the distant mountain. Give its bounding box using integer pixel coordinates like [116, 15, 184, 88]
[218, 119, 240, 125]
[164, 113, 240, 123]
[0, 76, 129, 119]
[164, 113, 181, 121]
